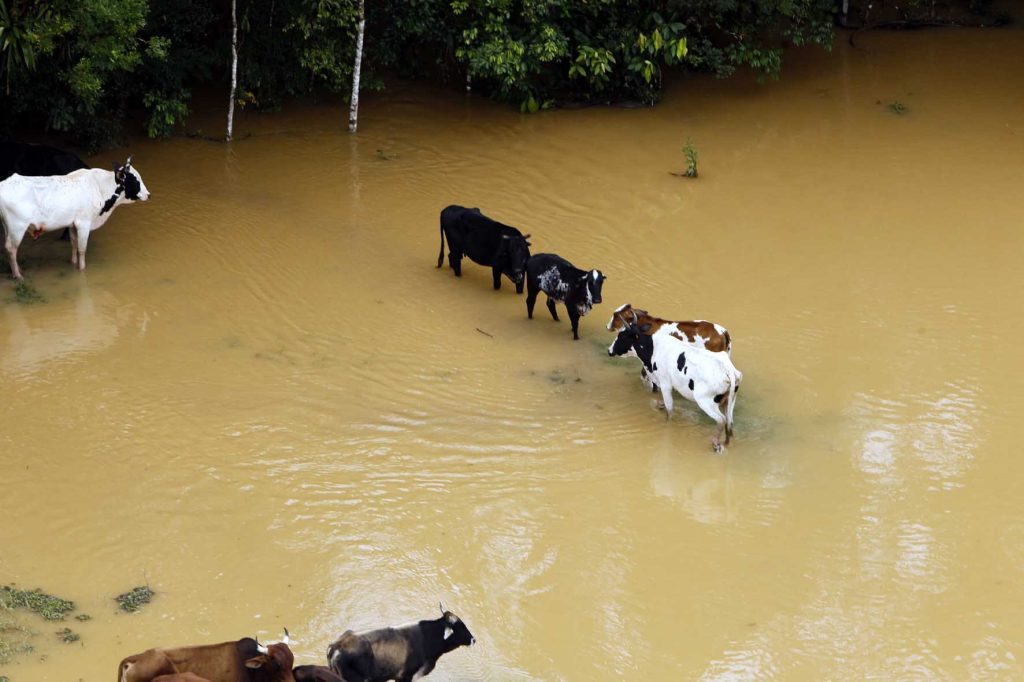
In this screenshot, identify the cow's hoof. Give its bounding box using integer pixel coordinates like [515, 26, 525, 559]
[712, 439, 725, 454]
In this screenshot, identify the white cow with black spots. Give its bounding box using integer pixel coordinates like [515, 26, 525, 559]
[0, 156, 149, 279]
[609, 316, 742, 453]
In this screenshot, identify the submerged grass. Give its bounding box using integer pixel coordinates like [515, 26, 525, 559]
[0, 587, 74, 621]
[10, 280, 45, 305]
[55, 627, 80, 643]
[115, 586, 154, 613]
[0, 613, 34, 665]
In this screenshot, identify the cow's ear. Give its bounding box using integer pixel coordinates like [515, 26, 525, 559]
[244, 655, 267, 669]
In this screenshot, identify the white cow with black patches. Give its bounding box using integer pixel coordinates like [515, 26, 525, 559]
[525, 252, 606, 340]
[609, 318, 742, 453]
[0, 157, 149, 279]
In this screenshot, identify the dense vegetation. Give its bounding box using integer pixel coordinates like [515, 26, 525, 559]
[0, 0, 1003, 148]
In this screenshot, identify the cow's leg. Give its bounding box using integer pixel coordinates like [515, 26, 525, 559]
[74, 223, 90, 271]
[526, 285, 538, 318]
[448, 251, 462, 277]
[567, 308, 581, 340]
[515, 279, 524, 295]
[694, 391, 727, 453]
[545, 297, 559, 321]
[69, 226, 79, 266]
[492, 265, 503, 290]
[4, 229, 22, 280]
[659, 383, 674, 420]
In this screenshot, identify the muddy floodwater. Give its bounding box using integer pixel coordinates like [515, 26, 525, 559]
[3, 28, 1024, 681]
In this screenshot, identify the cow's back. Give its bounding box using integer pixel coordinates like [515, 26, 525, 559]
[459, 209, 517, 263]
[0, 170, 102, 227]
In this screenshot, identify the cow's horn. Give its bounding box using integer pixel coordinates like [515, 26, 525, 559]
[255, 637, 268, 654]
[125, 155, 133, 168]
[439, 601, 445, 615]
[522, 233, 531, 239]
[282, 628, 290, 645]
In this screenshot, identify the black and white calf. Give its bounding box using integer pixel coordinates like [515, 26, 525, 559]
[437, 205, 532, 292]
[327, 606, 475, 682]
[609, 318, 742, 453]
[525, 252, 605, 340]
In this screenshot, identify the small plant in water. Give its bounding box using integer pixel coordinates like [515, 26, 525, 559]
[683, 138, 698, 177]
[115, 586, 154, 613]
[11, 280, 45, 305]
[888, 100, 906, 115]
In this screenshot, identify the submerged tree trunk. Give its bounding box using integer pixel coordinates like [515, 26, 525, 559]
[348, 0, 365, 133]
[227, 0, 238, 141]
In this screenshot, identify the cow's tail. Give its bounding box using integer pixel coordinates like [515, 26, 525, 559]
[724, 368, 739, 444]
[437, 219, 446, 268]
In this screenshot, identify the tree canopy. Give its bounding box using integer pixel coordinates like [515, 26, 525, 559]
[0, 0, 858, 147]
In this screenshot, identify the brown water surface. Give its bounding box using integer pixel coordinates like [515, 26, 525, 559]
[2, 29, 1024, 681]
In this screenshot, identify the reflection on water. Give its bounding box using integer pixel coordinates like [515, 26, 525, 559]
[3, 27, 1024, 682]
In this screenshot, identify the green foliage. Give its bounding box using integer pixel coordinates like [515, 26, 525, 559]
[3, 0, 837, 144]
[115, 585, 154, 612]
[683, 137, 698, 177]
[0, 586, 74, 620]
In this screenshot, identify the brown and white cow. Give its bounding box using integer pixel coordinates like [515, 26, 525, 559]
[117, 631, 294, 682]
[606, 303, 732, 354]
[607, 303, 733, 396]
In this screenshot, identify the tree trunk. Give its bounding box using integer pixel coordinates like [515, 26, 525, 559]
[227, 0, 238, 141]
[348, 0, 365, 133]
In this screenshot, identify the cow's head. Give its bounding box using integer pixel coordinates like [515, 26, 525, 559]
[439, 603, 475, 650]
[497, 233, 531, 284]
[607, 303, 635, 332]
[608, 317, 654, 369]
[113, 156, 150, 202]
[579, 269, 605, 305]
[247, 630, 294, 680]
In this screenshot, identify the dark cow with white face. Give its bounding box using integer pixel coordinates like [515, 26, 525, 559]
[437, 205, 532, 292]
[327, 606, 475, 682]
[525, 252, 605, 340]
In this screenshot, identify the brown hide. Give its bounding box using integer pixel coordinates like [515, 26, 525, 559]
[607, 304, 731, 353]
[118, 639, 295, 682]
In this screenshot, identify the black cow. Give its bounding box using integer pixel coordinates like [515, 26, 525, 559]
[437, 205, 532, 293]
[0, 140, 88, 180]
[292, 665, 345, 682]
[1, 140, 89, 241]
[526, 252, 606, 340]
[327, 606, 475, 682]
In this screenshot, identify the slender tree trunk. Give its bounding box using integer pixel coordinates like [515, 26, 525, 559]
[348, 0, 365, 133]
[227, 0, 238, 141]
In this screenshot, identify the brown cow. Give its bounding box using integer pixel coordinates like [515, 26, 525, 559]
[153, 674, 211, 682]
[118, 632, 295, 682]
[606, 303, 732, 354]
